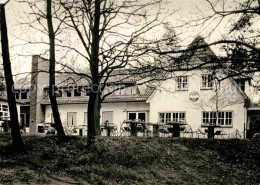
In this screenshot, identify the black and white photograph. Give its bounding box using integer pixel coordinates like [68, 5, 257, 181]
[0, 0, 259, 184]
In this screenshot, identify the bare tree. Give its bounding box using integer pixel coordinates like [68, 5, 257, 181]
[156, 0, 260, 79]
[54, 0, 169, 144]
[0, 1, 24, 151]
[46, 0, 66, 139]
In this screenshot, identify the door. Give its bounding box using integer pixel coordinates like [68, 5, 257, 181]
[102, 111, 113, 123]
[20, 113, 26, 128]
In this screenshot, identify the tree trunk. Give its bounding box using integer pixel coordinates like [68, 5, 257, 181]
[0, 4, 24, 151]
[46, 0, 66, 139]
[87, 90, 101, 144]
[87, 0, 101, 144]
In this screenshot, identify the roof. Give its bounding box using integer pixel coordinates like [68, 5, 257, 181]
[180, 36, 219, 68]
[41, 85, 155, 105]
[0, 96, 24, 104]
[14, 77, 31, 90]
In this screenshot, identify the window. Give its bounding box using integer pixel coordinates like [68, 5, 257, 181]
[125, 86, 139, 95]
[2, 105, 8, 111]
[202, 111, 232, 126]
[128, 112, 147, 122]
[225, 112, 232, 125]
[177, 76, 188, 90]
[117, 85, 125, 95]
[21, 91, 27, 99]
[0, 104, 9, 120]
[159, 112, 186, 123]
[51, 113, 54, 123]
[159, 113, 165, 123]
[67, 112, 77, 126]
[201, 74, 213, 89]
[56, 90, 63, 97]
[15, 92, 20, 99]
[102, 111, 113, 123]
[74, 87, 81, 97]
[83, 87, 91, 96]
[66, 89, 72, 97]
[235, 79, 245, 92]
[84, 112, 88, 125]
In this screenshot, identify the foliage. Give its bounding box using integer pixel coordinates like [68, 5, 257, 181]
[0, 133, 259, 184]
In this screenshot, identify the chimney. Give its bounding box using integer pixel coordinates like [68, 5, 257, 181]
[29, 55, 49, 133]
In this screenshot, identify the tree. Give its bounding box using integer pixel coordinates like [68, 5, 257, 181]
[46, 0, 66, 139]
[153, 0, 260, 81]
[16, 0, 69, 138]
[56, 0, 168, 144]
[0, 1, 24, 151]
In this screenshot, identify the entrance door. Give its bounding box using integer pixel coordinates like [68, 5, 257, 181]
[20, 113, 26, 128]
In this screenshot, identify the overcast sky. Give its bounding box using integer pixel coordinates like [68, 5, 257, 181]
[1, 0, 247, 78]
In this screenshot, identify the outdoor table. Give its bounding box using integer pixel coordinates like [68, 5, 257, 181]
[101, 122, 116, 136]
[166, 121, 187, 137]
[122, 120, 145, 136]
[151, 123, 164, 136]
[130, 120, 144, 136]
[201, 124, 221, 139]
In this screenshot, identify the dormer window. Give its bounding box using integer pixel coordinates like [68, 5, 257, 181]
[201, 74, 213, 89]
[56, 90, 63, 97]
[66, 89, 72, 97]
[21, 91, 28, 99]
[15, 92, 20, 99]
[74, 87, 82, 97]
[177, 76, 188, 90]
[83, 87, 91, 96]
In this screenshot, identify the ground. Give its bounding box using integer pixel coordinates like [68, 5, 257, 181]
[0, 133, 259, 184]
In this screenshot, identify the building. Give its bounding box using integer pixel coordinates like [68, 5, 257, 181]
[13, 37, 260, 138]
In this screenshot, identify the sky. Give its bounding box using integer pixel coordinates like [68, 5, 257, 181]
[1, 0, 251, 78]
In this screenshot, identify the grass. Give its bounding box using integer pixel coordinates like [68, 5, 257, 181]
[0, 133, 259, 184]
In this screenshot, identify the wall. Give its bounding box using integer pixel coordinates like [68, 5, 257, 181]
[0, 100, 21, 123]
[44, 101, 149, 135]
[148, 69, 247, 137]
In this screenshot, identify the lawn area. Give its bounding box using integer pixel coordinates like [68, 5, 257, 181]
[0, 133, 259, 184]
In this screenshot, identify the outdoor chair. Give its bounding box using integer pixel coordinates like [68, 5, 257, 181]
[144, 123, 153, 137]
[136, 123, 146, 137]
[180, 124, 193, 138]
[110, 123, 118, 136]
[196, 128, 207, 138]
[158, 124, 169, 137]
[120, 121, 131, 137]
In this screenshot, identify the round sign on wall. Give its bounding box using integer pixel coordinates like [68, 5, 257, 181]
[189, 91, 199, 102]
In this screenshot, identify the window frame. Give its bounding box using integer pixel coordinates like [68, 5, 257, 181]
[201, 111, 233, 127]
[128, 111, 148, 122]
[158, 112, 186, 124]
[67, 112, 77, 126]
[20, 91, 28, 100]
[176, 76, 188, 91]
[201, 74, 213, 89]
[74, 87, 82, 97]
[84, 112, 88, 125]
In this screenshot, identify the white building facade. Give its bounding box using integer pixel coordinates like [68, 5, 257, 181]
[13, 37, 259, 138]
